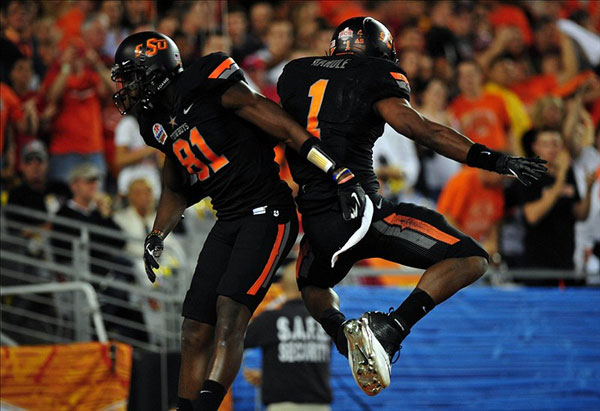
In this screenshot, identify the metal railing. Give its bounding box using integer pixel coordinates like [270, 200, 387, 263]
[0, 204, 193, 352]
[0, 281, 107, 342]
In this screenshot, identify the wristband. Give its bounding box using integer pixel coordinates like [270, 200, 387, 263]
[148, 229, 165, 240]
[466, 143, 504, 172]
[332, 167, 354, 184]
[300, 137, 336, 173]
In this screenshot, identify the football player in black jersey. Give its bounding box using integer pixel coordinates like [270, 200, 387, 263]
[278, 17, 547, 396]
[111, 32, 365, 411]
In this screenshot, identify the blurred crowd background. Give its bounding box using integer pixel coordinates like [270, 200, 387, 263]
[1, 0, 599, 285]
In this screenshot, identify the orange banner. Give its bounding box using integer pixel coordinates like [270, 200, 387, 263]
[1, 342, 132, 410]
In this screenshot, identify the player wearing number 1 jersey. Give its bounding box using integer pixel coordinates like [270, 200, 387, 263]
[111, 32, 365, 411]
[278, 17, 547, 396]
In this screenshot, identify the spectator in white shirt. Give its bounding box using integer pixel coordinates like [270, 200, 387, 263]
[114, 114, 162, 200]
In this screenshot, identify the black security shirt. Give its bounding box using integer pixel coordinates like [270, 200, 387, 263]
[244, 298, 332, 405]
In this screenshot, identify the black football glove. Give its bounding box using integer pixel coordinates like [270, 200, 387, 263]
[144, 230, 164, 283]
[333, 167, 366, 221]
[496, 155, 548, 186]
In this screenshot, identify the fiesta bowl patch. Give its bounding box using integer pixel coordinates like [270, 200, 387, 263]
[153, 123, 168, 145]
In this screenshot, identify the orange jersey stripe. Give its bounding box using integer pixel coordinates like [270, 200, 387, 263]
[384, 214, 459, 245]
[208, 57, 235, 79]
[390, 72, 409, 84]
[247, 224, 286, 295]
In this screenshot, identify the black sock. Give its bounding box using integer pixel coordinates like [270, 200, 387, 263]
[319, 308, 348, 357]
[196, 380, 226, 411]
[390, 288, 436, 335]
[177, 397, 194, 411]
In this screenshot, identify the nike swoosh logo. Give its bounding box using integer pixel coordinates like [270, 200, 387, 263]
[350, 192, 359, 219]
[200, 390, 212, 394]
[183, 103, 193, 114]
[393, 318, 405, 331]
[375, 197, 383, 209]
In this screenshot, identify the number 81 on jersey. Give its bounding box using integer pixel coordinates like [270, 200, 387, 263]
[173, 127, 229, 181]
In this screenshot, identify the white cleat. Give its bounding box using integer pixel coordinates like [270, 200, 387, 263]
[343, 316, 391, 396]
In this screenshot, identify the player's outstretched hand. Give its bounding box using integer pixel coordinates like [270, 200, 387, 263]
[143, 230, 164, 283]
[333, 167, 366, 221]
[496, 155, 548, 186]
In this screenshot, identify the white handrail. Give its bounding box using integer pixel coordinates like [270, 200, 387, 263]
[0, 332, 18, 346]
[0, 282, 108, 343]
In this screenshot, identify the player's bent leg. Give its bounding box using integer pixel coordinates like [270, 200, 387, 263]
[178, 318, 215, 400]
[297, 235, 362, 358]
[348, 201, 490, 395]
[301, 285, 349, 357]
[416, 255, 488, 304]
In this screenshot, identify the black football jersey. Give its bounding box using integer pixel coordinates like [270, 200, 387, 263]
[136, 52, 292, 220]
[277, 55, 410, 215]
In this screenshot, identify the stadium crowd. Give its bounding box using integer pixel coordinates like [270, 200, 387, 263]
[1, 0, 599, 283]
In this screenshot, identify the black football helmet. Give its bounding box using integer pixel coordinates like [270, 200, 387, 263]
[329, 17, 397, 63]
[111, 31, 183, 114]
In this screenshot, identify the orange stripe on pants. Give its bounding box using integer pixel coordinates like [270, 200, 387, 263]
[247, 224, 285, 295]
[384, 214, 459, 245]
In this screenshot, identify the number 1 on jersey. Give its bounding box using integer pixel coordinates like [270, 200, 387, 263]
[307, 79, 328, 138]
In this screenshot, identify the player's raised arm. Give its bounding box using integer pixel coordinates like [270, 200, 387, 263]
[222, 81, 366, 221]
[374, 97, 548, 186]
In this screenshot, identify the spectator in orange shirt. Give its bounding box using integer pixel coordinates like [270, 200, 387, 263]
[437, 167, 505, 259]
[0, 81, 36, 182]
[450, 60, 512, 152]
[41, 38, 114, 186]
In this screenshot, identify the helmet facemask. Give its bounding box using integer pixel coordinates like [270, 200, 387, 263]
[111, 62, 143, 114]
[111, 60, 173, 114]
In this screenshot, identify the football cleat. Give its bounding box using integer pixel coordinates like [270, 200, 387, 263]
[362, 311, 407, 363]
[344, 316, 392, 396]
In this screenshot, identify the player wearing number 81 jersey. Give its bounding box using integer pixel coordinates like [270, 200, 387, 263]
[112, 31, 366, 411]
[278, 17, 547, 396]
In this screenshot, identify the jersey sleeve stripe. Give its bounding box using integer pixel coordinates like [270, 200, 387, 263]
[208, 57, 239, 79]
[247, 222, 288, 295]
[390, 72, 409, 85]
[383, 214, 460, 245]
